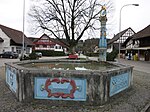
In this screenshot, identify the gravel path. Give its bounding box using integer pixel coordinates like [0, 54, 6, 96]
[0, 66, 150, 112]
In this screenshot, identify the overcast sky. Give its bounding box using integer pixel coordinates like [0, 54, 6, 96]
[0, 0, 150, 39]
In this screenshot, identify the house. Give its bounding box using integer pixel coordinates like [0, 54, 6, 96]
[0, 24, 33, 55]
[107, 27, 135, 53]
[32, 34, 67, 53]
[123, 25, 150, 61]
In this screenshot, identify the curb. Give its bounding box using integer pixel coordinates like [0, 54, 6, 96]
[140, 102, 150, 112]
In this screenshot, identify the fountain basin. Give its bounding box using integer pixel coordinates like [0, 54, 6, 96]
[5, 59, 133, 105]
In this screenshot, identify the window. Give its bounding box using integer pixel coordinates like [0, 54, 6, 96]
[43, 45, 47, 48]
[36, 45, 39, 47]
[11, 47, 14, 52]
[39, 45, 43, 48]
[59, 46, 62, 49]
[16, 47, 22, 54]
[50, 45, 54, 48]
[26, 47, 30, 54]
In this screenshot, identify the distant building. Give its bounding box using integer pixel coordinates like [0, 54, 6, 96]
[0, 24, 33, 54]
[107, 27, 135, 53]
[123, 25, 150, 61]
[31, 34, 67, 53]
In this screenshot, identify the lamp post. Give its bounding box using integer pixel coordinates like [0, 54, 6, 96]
[118, 4, 139, 61]
[22, 0, 25, 60]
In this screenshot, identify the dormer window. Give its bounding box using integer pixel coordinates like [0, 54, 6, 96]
[0, 37, 4, 42]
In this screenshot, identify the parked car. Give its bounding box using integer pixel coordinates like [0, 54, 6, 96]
[35, 52, 42, 58]
[0, 51, 19, 59]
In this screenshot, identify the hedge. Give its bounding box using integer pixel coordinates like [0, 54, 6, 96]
[34, 50, 66, 56]
[106, 50, 118, 61]
[85, 52, 99, 57]
[85, 50, 118, 61]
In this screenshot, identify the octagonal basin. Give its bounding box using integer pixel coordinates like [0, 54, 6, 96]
[5, 59, 133, 105]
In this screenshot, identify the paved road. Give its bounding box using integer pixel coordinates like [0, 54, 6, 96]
[0, 58, 19, 67]
[118, 59, 150, 74]
[0, 56, 67, 67]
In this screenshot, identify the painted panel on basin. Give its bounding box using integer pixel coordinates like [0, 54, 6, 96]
[34, 77, 86, 101]
[110, 72, 130, 97]
[5, 65, 17, 93]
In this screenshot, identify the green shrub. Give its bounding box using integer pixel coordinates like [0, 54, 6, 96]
[34, 50, 66, 56]
[85, 52, 99, 57]
[29, 52, 39, 60]
[106, 50, 118, 61]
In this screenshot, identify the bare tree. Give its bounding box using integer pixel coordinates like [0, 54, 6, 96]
[28, 0, 114, 53]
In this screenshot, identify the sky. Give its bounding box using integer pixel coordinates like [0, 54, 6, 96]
[0, 0, 150, 39]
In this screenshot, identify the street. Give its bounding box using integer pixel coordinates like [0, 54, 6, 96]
[119, 59, 150, 74]
[0, 58, 19, 67]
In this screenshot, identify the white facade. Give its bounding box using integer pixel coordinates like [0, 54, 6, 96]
[54, 44, 64, 52]
[35, 44, 66, 52]
[0, 28, 11, 53]
[125, 39, 140, 49]
[0, 28, 32, 54]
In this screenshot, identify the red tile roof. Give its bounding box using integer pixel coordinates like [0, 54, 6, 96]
[0, 24, 33, 46]
[132, 25, 150, 40]
[33, 34, 67, 47]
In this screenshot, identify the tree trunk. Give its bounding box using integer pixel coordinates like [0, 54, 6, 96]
[69, 46, 76, 54]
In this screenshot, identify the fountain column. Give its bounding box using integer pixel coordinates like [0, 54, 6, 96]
[99, 6, 107, 61]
